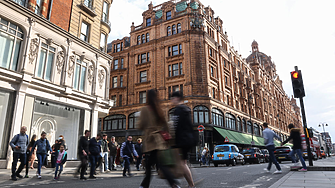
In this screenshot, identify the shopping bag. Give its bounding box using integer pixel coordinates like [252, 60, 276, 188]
[158, 148, 184, 179]
[158, 148, 175, 166]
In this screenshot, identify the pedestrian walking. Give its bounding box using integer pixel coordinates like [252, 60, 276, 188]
[101, 134, 109, 172]
[281, 124, 307, 172]
[201, 147, 207, 166]
[51, 140, 58, 168]
[25, 134, 37, 178]
[55, 135, 67, 151]
[31, 131, 52, 179]
[9, 126, 29, 181]
[171, 91, 196, 188]
[205, 148, 210, 166]
[138, 89, 179, 188]
[120, 135, 138, 177]
[135, 138, 143, 171]
[54, 145, 67, 180]
[262, 123, 282, 174]
[88, 133, 102, 179]
[108, 136, 118, 170]
[77, 130, 90, 180]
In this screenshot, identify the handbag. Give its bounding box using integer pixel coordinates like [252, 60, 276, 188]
[159, 131, 172, 141]
[158, 148, 184, 179]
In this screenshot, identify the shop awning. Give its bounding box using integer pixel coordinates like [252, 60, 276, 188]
[214, 127, 241, 144]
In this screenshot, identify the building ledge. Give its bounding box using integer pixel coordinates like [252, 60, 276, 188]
[166, 74, 184, 80]
[135, 81, 151, 86]
[79, 0, 97, 17]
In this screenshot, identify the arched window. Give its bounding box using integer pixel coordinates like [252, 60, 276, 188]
[141, 34, 145, 44]
[0, 17, 23, 71]
[237, 117, 241, 132]
[137, 35, 141, 45]
[146, 33, 149, 42]
[242, 119, 246, 132]
[247, 121, 252, 134]
[225, 113, 236, 130]
[193, 106, 209, 124]
[129, 112, 140, 129]
[167, 26, 171, 36]
[172, 24, 176, 35]
[211, 108, 223, 127]
[168, 108, 175, 121]
[177, 23, 181, 33]
[254, 123, 260, 136]
[103, 114, 126, 130]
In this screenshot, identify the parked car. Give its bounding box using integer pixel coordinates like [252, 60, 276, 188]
[320, 150, 326, 158]
[261, 149, 269, 162]
[302, 150, 318, 160]
[274, 146, 293, 163]
[242, 147, 265, 164]
[212, 144, 244, 167]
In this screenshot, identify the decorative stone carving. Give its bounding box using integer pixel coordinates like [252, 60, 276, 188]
[28, 38, 39, 64]
[87, 64, 94, 84]
[68, 55, 76, 77]
[56, 50, 65, 74]
[98, 69, 105, 89]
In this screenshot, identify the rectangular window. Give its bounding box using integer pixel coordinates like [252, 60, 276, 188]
[139, 91, 146, 104]
[225, 76, 228, 86]
[112, 77, 117, 88]
[121, 42, 123, 51]
[100, 33, 106, 52]
[168, 47, 171, 56]
[224, 59, 226, 67]
[172, 45, 178, 56]
[210, 66, 214, 77]
[138, 55, 140, 64]
[120, 75, 123, 87]
[209, 48, 213, 57]
[111, 95, 116, 107]
[102, 2, 109, 23]
[179, 44, 182, 54]
[116, 43, 121, 52]
[180, 84, 183, 94]
[172, 85, 179, 92]
[113, 59, 118, 70]
[147, 52, 150, 62]
[140, 71, 147, 82]
[119, 95, 122, 106]
[120, 58, 124, 69]
[179, 63, 183, 75]
[73, 60, 87, 92]
[146, 18, 151, 26]
[37, 43, 55, 81]
[166, 11, 171, 20]
[212, 88, 215, 99]
[141, 53, 146, 63]
[80, 22, 89, 42]
[172, 64, 179, 76]
[168, 65, 172, 77]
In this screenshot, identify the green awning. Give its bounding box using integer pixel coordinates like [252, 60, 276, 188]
[226, 129, 250, 145]
[214, 127, 240, 144]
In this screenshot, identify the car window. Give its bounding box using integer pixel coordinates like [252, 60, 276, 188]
[242, 149, 255, 154]
[235, 146, 239, 153]
[215, 146, 230, 152]
[231, 146, 235, 152]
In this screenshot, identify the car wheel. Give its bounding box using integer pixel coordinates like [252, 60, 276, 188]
[214, 163, 218, 167]
[232, 159, 236, 166]
[256, 157, 260, 164]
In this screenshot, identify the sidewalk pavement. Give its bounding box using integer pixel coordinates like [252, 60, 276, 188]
[270, 157, 335, 188]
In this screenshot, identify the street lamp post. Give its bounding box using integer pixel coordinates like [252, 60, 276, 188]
[248, 93, 254, 146]
[319, 123, 329, 157]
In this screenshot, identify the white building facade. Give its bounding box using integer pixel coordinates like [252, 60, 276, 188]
[0, 0, 113, 168]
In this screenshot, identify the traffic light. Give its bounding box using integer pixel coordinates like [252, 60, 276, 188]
[290, 70, 305, 98]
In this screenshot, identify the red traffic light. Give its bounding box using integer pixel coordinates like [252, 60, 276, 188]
[292, 71, 299, 79]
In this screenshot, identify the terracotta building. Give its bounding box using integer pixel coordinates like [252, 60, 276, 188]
[0, 0, 113, 168]
[106, 0, 302, 159]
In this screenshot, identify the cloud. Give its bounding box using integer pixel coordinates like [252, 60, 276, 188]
[108, 0, 335, 140]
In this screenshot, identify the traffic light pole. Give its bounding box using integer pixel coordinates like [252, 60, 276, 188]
[295, 66, 313, 166]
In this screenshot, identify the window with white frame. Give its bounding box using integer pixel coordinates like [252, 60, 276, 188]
[146, 18, 151, 27]
[139, 91, 146, 104]
[177, 23, 181, 33]
[73, 59, 87, 92]
[100, 33, 106, 52]
[112, 76, 117, 88]
[80, 22, 89, 42]
[120, 75, 123, 87]
[102, 1, 109, 23]
[168, 63, 182, 77]
[36, 42, 56, 81]
[0, 17, 23, 71]
[140, 71, 147, 82]
[166, 11, 171, 20]
[113, 59, 118, 70]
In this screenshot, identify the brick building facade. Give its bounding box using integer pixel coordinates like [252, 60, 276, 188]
[106, 0, 303, 156]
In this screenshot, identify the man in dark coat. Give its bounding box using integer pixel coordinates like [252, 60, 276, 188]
[134, 138, 143, 171]
[88, 133, 102, 179]
[108, 136, 118, 170]
[78, 130, 90, 180]
[282, 124, 307, 171]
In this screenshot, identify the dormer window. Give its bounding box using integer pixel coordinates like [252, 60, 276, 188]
[166, 11, 171, 20]
[146, 18, 151, 27]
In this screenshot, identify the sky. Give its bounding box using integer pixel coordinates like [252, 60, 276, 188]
[108, 0, 335, 141]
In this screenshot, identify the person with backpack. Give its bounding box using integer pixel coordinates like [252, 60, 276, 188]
[171, 91, 196, 188]
[9, 126, 29, 181]
[31, 131, 52, 179]
[281, 124, 307, 172]
[54, 145, 67, 180]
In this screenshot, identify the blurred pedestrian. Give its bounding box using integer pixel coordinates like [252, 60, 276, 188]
[55, 135, 68, 151]
[201, 147, 207, 166]
[139, 89, 179, 188]
[25, 134, 37, 178]
[77, 130, 90, 180]
[53, 145, 67, 180]
[51, 140, 58, 168]
[101, 134, 109, 172]
[171, 91, 196, 188]
[121, 135, 138, 177]
[281, 124, 307, 172]
[88, 133, 102, 179]
[9, 126, 29, 181]
[135, 138, 143, 171]
[31, 131, 52, 179]
[205, 148, 210, 166]
[108, 136, 118, 170]
[262, 123, 282, 174]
